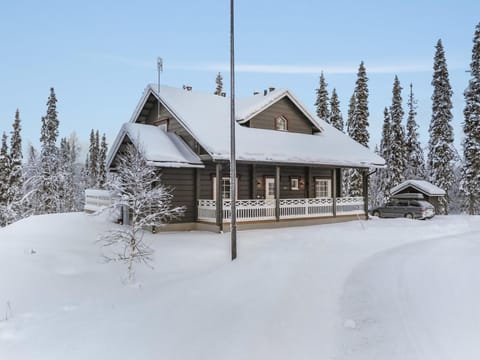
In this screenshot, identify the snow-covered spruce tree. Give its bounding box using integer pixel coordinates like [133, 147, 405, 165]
[88, 129, 98, 188]
[39, 87, 61, 214]
[369, 145, 384, 208]
[348, 62, 370, 197]
[58, 137, 76, 212]
[343, 93, 356, 196]
[0, 133, 10, 226]
[214, 72, 223, 96]
[378, 107, 392, 202]
[388, 75, 406, 189]
[329, 88, 344, 131]
[100, 144, 184, 281]
[2, 109, 25, 225]
[315, 72, 330, 123]
[353, 61, 370, 147]
[428, 39, 455, 214]
[98, 133, 108, 189]
[461, 22, 480, 215]
[405, 83, 426, 180]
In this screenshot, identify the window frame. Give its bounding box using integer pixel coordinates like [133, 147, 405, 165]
[212, 176, 239, 200]
[274, 115, 288, 131]
[314, 178, 332, 198]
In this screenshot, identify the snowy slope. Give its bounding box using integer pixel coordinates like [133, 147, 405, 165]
[1, 213, 480, 359]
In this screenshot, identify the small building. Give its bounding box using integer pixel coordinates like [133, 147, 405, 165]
[90, 84, 384, 231]
[390, 180, 446, 211]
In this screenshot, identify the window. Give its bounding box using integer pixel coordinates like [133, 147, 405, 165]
[212, 177, 238, 200]
[290, 177, 299, 190]
[275, 116, 288, 131]
[315, 178, 331, 198]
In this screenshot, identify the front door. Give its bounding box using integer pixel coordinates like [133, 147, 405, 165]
[265, 178, 275, 199]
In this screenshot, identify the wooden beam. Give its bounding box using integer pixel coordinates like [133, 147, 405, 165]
[194, 168, 200, 221]
[275, 165, 280, 221]
[216, 163, 223, 231]
[332, 168, 337, 217]
[362, 169, 369, 220]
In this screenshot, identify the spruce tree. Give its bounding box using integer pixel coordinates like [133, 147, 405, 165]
[378, 107, 392, 201]
[428, 39, 455, 214]
[0, 133, 9, 206]
[9, 109, 23, 202]
[329, 88, 344, 131]
[348, 62, 370, 197]
[98, 133, 108, 189]
[388, 75, 406, 188]
[343, 93, 356, 196]
[214, 72, 223, 96]
[314, 72, 330, 122]
[88, 129, 98, 187]
[353, 61, 370, 147]
[461, 22, 480, 215]
[405, 83, 426, 180]
[39, 87, 61, 214]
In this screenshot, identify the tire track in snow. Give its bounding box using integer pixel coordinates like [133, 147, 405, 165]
[335, 228, 480, 360]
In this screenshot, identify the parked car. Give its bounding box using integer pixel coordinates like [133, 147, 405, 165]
[370, 193, 435, 220]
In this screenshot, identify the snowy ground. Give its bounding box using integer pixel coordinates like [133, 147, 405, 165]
[1, 213, 480, 359]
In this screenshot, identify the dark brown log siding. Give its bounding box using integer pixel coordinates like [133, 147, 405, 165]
[160, 168, 196, 223]
[248, 97, 314, 134]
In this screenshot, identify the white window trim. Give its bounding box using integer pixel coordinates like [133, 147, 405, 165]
[212, 176, 239, 200]
[315, 178, 332, 198]
[291, 177, 299, 191]
[275, 115, 288, 131]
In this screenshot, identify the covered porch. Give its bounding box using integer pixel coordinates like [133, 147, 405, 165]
[197, 196, 365, 224]
[196, 163, 369, 229]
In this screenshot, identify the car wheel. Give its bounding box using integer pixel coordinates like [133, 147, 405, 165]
[405, 213, 414, 219]
[372, 210, 381, 217]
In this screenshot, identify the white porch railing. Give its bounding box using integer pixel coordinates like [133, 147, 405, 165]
[197, 197, 364, 223]
[336, 197, 364, 215]
[280, 198, 333, 218]
[84, 189, 115, 212]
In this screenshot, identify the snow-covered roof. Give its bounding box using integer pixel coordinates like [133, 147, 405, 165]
[390, 180, 446, 196]
[125, 85, 384, 168]
[235, 89, 322, 131]
[107, 123, 204, 168]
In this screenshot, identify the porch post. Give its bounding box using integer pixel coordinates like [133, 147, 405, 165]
[216, 163, 224, 231]
[194, 168, 200, 221]
[332, 168, 337, 217]
[304, 167, 310, 198]
[362, 169, 369, 220]
[275, 165, 280, 221]
[307, 167, 313, 198]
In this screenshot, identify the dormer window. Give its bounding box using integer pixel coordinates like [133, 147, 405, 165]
[275, 116, 288, 131]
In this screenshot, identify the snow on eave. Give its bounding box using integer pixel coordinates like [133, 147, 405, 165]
[236, 89, 323, 132]
[145, 85, 216, 159]
[107, 123, 204, 170]
[390, 180, 446, 196]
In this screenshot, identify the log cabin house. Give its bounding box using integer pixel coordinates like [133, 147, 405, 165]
[87, 84, 385, 231]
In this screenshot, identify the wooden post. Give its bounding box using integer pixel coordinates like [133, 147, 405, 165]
[194, 168, 200, 221]
[304, 167, 309, 198]
[216, 163, 223, 231]
[307, 167, 313, 198]
[275, 165, 280, 221]
[332, 168, 337, 217]
[362, 169, 369, 220]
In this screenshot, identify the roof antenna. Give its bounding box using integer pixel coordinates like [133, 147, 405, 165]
[157, 57, 163, 122]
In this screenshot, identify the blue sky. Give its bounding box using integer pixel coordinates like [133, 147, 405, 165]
[1, 0, 479, 157]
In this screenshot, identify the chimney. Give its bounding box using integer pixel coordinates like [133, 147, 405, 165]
[186, 85, 192, 91]
[221, 92, 226, 97]
[264, 89, 268, 96]
[253, 91, 260, 95]
[269, 87, 275, 92]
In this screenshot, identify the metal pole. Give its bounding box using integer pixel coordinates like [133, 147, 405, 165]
[230, 0, 237, 260]
[157, 57, 163, 121]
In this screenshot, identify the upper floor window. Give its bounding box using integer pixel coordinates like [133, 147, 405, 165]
[275, 116, 288, 131]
